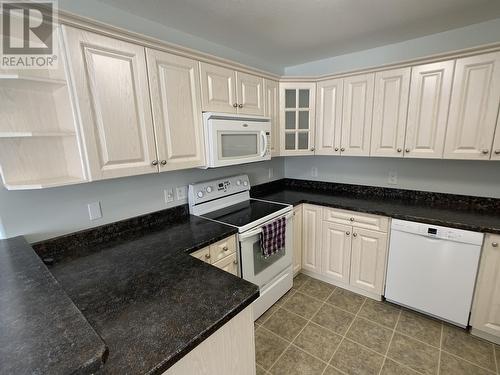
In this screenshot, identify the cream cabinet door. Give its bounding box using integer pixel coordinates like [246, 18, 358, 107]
[315, 78, 343, 155]
[370, 68, 411, 157]
[350, 228, 388, 295]
[62, 26, 158, 180]
[293, 205, 303, 275]
[341, 73, 374, 156]
[213, 253, 238, 276]
[237, 72, 264, 115]
[264, 79, 280, 156]
[199, 62, 237, 113]
[146, 49, 205, 171]
[444, 52, 500, 160]
[405, 60, 454, 158]
[302, 204, 322, 273]
[471, 234, 500, 338]
[492, 112, 500, 160]
[321, 222, 352, 285]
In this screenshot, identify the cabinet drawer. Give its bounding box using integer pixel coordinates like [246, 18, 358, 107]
[213, 253, 238, 276]
[210, 235, 237, 263]
[191, 246, 211, 263]
[323, 207, 389, 232]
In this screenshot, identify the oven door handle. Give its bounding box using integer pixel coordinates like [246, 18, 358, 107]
[240, 227, 263, 240]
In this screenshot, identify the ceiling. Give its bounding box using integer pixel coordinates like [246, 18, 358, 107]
[95, 0, 500, 67]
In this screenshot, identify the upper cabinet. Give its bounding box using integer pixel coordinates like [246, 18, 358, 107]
[405, 61, 454, 159]
[145, 49, 205, 171]
[315, 78, 343, 155]
[341, 73, 375, 156]
[199, 62, 264, 115]
[63, 26, 158, 181]
[370, 68, 410, 157]
[444, 52, 500, 160]
[280, 82, 316, 155]
[264, 79, 280, 156]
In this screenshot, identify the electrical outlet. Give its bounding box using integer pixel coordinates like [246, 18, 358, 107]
[268, 167, 274, 179]
[311, 167, 318, 177]
[164, 188, 174, 203]
[87, 201, 102, 221]
[388, 170, 398, 185]
[176, 186, 187, 200]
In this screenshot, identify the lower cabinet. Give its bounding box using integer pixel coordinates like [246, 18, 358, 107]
[301, 204, 389, 298]
[163, 305, 255, 375]
[471, 234, 500, 344]
[293, 205, 303, 275]
[190, 235, 238, 276]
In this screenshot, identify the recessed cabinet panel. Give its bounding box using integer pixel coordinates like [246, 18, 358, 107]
[321, 222, 351, 284]
[200, 62, 237, 113]
[302, 204, 322, 273]
[405, 61, 454, 159]
[264, 79, 280, 156]
[370, 68, 410, 157]
[444, 52, 500, 160]
[237, 72, 264, 115]
[316, 78, 343, 155]
[341, 73, 374, 156]
[471, 234, 500, 338]
[146, 49, 205, 171]
[350, 228, 387, 295]
[63, 26, 157, 180]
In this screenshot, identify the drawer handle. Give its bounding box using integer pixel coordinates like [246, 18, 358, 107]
[352, 233, 358, 237]
[233, 259, 238, 264]
[223, 246, 229, 251]
[349, 217, 355, 222]
[205, 254, 211, 259]
[493, 242, 499, 248]
[345, 231, 350, 236]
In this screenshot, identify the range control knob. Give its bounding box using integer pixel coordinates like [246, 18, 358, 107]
[243, 181, 248, 186]
[197, 191, 204, 198]
[236, 180, 242, 186]
[206, 186, 213, 193]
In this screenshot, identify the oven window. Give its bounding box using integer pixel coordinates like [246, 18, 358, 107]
[220, 133, 258, 158]
[252, 240, 285, 276]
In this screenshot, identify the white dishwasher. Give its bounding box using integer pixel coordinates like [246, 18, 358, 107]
[385, 219, 484, 327]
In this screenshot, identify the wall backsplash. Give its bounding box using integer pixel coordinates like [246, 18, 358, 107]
[0, 158, 284, 242]
[285, 156, 500, 199]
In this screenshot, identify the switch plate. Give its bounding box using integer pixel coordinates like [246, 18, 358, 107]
[176, 186, 187, 200]
[87, 201, 102, 221]
[268, 167, 274, 179]
[388, 170, 398, 185]
[164, 188, 174, 203]
[311, 167, 318, 177]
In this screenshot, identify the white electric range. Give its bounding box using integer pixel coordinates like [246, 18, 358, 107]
[188, 175, 294, 319]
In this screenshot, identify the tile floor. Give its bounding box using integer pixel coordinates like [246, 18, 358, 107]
[254, 273, 500, 375]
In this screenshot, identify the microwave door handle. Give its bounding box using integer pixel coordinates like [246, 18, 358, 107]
[240, 228, 262, 240]
[260, 131, 267, 157]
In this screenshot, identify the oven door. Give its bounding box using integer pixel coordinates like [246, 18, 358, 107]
[238, 211, 293, 288]
[206, 117, 271, 167]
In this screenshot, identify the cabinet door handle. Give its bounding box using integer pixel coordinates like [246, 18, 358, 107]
[340, 147, 345, 152]
[205, 254, 211, 259]
[493, 242, 499, 248]
[349, 217, 355, 222]
[233, 103, 238, 108]
[397, 148, 402, 153]
[223, 246, 229, 251]
[160, 160, 167, 166]
[345, 231, 350, 236]
[352, 233, 358, 237]
[405, 148, 410, 153]
[233, 259, 238, 264]
[481, 149, 489, 155]
[310, 147, 315, 151]
[495, 150, 500, 155]
[334, 147, 339, 152]
[151, 160, 158, 166]
[238, 104, 243, 108]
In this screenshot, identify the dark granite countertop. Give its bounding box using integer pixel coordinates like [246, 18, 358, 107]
[0, 236, 107, 375]
[252, 179, 500, 234]
[37, 210, 259, 375]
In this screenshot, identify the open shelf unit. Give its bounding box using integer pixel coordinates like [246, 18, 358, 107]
[0, 30, 87, 190]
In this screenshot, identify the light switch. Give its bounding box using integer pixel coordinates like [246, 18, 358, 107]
[87, 201, 102, 221]
[164, 188, 174, 203]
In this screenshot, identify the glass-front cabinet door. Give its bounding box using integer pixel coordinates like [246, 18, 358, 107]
[279, 82, 316, 155]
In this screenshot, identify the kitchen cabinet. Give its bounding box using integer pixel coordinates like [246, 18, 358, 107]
[146, 49, 205, 171]
[444, 52, 500, 160]
[315, 78, 343, 155]
[200, 62, 264, 115]
[213, 253, 239, 276]
[349, 228, 387, 295]
[341, 73, 374, 156]
[164, 305, 256, 375]
[210, 236, 237, 263]
[321, 222, 351, 284]
[293, 205, 303, 275]
[190, 235, 238, 276]
[404, 60, 454, 158]
[370, 68, 411, 157]
[63, 26, 158, 180]
[280, 82, 316, 155]
[301, 204, 322, 273]
[471, 234, 500, 344]
[190, 246, 211, 263]
[265, 79, 280, 156]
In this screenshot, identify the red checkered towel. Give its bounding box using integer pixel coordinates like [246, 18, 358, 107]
[260, 217, 286, 258]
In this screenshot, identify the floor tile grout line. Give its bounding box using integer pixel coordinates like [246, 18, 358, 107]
[377, 309, 402, 375]
[265, 279, 335, 374]
[440, 349, 498, 374]
[436, 323, 444, 375]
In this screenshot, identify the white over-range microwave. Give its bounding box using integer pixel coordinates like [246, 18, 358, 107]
[203, 112, 271, 168]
